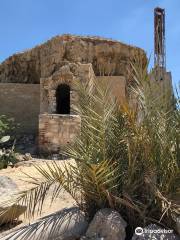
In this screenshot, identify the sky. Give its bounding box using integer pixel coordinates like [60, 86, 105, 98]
[0, 0, 179, 90]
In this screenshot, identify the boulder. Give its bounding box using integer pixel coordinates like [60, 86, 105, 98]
[0, 176, 17, 195]
[132, 224, 179, 240]
[176, 216, 180, 235]
[0, 176, 26, 225]
[84, 208, 127, 240]
[0, 207, 88, 240]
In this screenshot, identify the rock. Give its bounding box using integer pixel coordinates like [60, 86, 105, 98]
[176, 216, 180, 235]
[132, 224, 179, 240]
[84, 208, 127, 240]
[0, 207, 88, 240]
[0, 34, 146, 86]
[81, 237, 104, 240]
[0, 205, 27, 226]
[15, 134, 37, 155]
[0, 176, 26, 225]
[0, 176, 18, 199]
[15, 153, 32, 162]
[24, 153, 33, 161]
[81, 236, 105, 240]
[15, 153, 25, 162]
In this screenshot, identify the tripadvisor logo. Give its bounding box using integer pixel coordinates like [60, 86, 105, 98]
[135, 227, 144, 235]
[135, 226, 173, 236]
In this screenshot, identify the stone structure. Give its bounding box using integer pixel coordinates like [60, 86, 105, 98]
[0, 35, 147, 153]
[39, 63, 94, 152]
[149, 68, 174, 110]
[0, 35, 146, 84]
[0, 83, 40, 134]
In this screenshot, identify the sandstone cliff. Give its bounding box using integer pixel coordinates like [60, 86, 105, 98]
[0, 34, 146, 85]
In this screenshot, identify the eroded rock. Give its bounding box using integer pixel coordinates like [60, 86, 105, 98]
[0, 176, 26, 225]
[84, 208, 127, 240]
[0, 35, 146, 86]
[176, 216, 180, 235]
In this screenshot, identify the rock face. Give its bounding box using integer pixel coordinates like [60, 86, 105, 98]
[0, 176, 26, 225]
[83, 208, 127, 240]
[0, 34, 146, 86]
[132, 224, 179, 240]
[0, 175, 18, 197]
[1, 207, 88, 240]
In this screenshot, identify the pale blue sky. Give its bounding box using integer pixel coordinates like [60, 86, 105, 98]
[0, 0, 179, 89]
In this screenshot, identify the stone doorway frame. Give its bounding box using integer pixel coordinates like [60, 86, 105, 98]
[40, 69, 77, 115]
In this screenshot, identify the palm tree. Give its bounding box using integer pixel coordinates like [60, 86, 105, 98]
[1, 57, 179, 235]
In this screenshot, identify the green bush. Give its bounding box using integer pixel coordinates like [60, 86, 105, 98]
[64, 70, 179, 229]
[0, 147, 17, 169]
[0, 115, 13, 137]
[0, 115, 17, 169]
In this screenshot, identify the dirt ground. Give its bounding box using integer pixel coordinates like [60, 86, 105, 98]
[0, 158, 76, 237]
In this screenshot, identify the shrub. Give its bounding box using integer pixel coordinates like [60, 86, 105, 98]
[1, 59, 179, 234]
[0, 115, 13, 138]
[0, 147, 17, 169]
[0, 115, 17, 169]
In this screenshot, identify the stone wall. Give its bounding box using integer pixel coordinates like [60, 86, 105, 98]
[149, 68, 174, 110]
[96, 76, 126, 104]
[0, 34, 147, 153]
[40, 63, 95, 115]
[39, 63, 94, 153]
[39, 114, 81, 153]
[0, 83, 40, 134]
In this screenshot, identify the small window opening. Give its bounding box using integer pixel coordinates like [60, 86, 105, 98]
[56, 84, 70, 114]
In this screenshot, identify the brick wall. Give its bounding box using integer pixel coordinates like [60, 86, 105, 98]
[39, 114, 81, 153]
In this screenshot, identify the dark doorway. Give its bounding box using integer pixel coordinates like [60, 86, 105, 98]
[56, 84, 70, 114]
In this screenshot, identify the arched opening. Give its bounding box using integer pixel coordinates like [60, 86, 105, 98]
[56, 84, 70, 114]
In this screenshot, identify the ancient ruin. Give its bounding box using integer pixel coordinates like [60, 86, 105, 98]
[0, 5, 179, 240]
[0, 34, 172, 153]
[0, 35, 147, 153]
